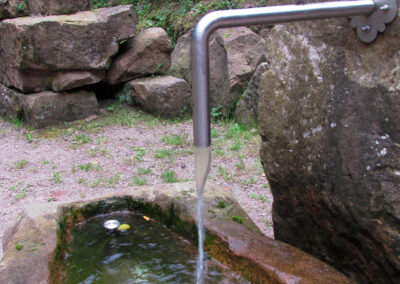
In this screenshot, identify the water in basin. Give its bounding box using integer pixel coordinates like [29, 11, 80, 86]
[62, 211, 235, 283]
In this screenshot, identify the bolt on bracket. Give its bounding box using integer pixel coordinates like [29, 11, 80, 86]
[350, 0, 398, 43]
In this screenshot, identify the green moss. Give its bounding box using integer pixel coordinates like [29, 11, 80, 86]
[218, 201, 227, 209]
[232, 215, 244, 224]
[15, 242, 23, 251]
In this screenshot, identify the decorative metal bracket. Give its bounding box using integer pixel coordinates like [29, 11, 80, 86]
[350, 0, 398, 43]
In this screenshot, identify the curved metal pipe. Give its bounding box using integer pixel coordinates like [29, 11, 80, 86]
[191, 0, 375, 148]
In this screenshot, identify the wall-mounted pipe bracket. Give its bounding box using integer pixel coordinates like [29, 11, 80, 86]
[350, 0, 398, 43]
[191, 0, 398, 148]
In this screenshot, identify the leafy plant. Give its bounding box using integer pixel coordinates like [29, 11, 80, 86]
[210, 106, 222, 120]
[17, 2, 25, 12]
[133, 147, 146, 161]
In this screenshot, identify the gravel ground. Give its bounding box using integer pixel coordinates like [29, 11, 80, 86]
[0, 102, 273, 260]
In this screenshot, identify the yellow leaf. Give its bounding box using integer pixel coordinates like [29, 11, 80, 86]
[143, 216, 150, 221]
[117, 224, 130, 231]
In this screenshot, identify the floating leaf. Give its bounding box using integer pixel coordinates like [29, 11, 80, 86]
[117, 224, 130, 231]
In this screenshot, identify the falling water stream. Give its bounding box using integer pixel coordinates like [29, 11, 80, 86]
[194, 146, 212, 284]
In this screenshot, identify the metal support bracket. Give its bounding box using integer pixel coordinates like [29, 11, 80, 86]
[350, 0, 398, 43]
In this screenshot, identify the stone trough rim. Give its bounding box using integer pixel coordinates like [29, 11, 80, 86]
[0, 182, 353, 283]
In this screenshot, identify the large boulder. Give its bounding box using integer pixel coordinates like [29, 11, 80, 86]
[235, 62, 269, 125]
[0, 83, 98, 128]
[0, 5, 136, 93]
[168, 27, 265, 116]
[106, 27, 173, 85]
[120, 76, 191, 118]
[258, 2, 400, 282]
[0, 0, 90, 20]
[216, 27, 266, 115]
[168, 31, 230, 114]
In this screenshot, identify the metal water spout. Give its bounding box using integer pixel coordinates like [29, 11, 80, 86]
[191, 0, 397, 148]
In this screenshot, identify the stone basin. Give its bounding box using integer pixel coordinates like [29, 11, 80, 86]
[0, 182, 353, 283]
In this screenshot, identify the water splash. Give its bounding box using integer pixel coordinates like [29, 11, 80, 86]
[194, 146, 211, 284]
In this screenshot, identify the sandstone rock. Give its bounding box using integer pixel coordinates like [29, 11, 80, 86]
[235, 62, 269, 125]
[22, 90, 99, 128]
[0, 83, 98, 128]
[107, 27, 173, 85]
[0, 5, 136, 92]
[257, 2, 400, 282]
[169, 31, 230, 114]
[0, 0, 90, 20]
[0, 82, 24, 119]
[216, 27, 266, 115]
[0, 183, 352, 283]
[122, 76, 190, 118]
[169, 27, 265, 116]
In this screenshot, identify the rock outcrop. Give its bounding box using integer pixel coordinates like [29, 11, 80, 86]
[0, 0, 90, 20]
[120, 76, 191, 118]
[0, 83, 98, 128]
[216, 27, 266, 115]
[0, 5, 137, 93]
[106, 27, 173, 85]
[235, 62, 269, 125]
[169, 27, 265, 116]
[258, 2, 400, 282]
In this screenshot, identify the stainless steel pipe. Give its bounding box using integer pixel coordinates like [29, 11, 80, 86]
[191, 0, 376, 148]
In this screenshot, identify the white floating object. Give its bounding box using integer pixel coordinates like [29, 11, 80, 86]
[104, 220, 120, 230]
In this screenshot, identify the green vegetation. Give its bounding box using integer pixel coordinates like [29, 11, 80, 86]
[133, 175, 147, 185]
[217, 166, 231, 181]
[71, 133, 92, 148]
[133, 147, 146, 161]
[15, 242, 23, 251]
[250, 193, 267, 202]
[15, 159, 28, 169]
[232, 215, 243, 224]
[52, 171, 61, 184]
[90, 0, 246, 44]
[161, 134, 187, 146]
[138, 167, 151, 175]
[79, 162, 102, 172]
[162, 170, 178, 183]
[154, 149, 174, 160]
[217, 201, 227, 209]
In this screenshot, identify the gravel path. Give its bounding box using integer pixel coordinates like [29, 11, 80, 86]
[0, 103, 273, 260]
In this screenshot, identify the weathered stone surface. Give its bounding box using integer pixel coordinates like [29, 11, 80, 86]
[216, 27, 266, 115]
[0, 83, 99, 128]
[0, 0, 90, 20]
[169, 27, 265, 116]
[168, 31, 230, 113]
[258, 1, 400, 282]
[107, 27, 173, 85]
[0, 5, 136, 92]
[0, 183, 352, 283]
[22, 90, 99, 128]
[122, 76, 191, 118]
[235, 62, 269, 125]
[0, 82, 24, 119]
